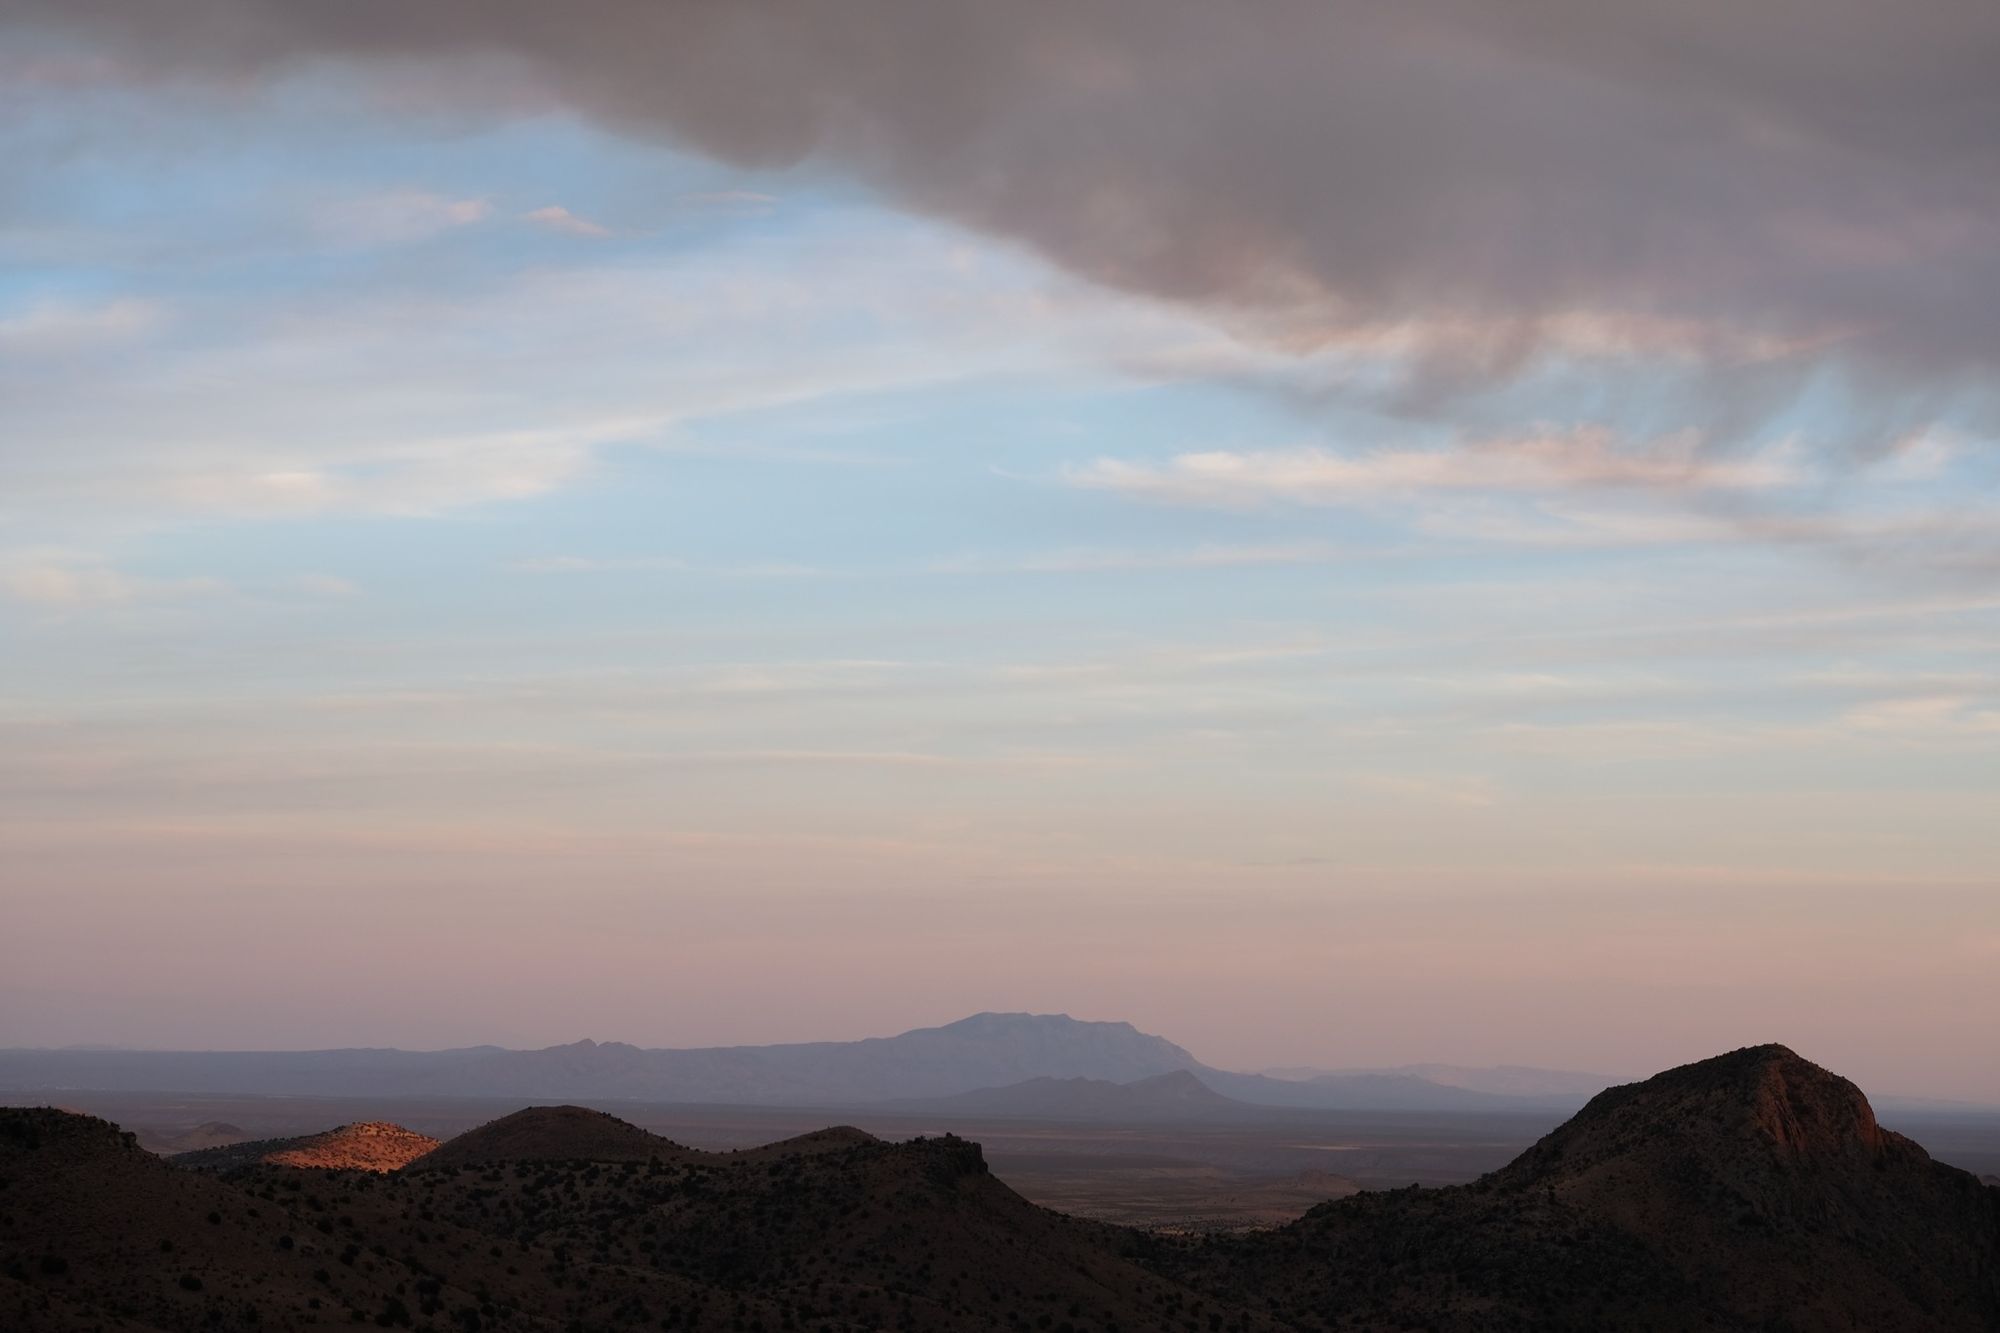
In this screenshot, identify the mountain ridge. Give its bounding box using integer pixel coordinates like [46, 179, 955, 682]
[0, 1012, 1598, 1111]
[887, 1067, 1262, 1120]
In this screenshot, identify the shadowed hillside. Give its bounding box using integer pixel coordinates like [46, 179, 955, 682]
[404, 1105, 690, 1170]
[132, 1122, 248, 1157]
[1158, 1045, 2000, 1331]
[1, 1105, 1273, 1332]
[3, 1045, 1995, 1332]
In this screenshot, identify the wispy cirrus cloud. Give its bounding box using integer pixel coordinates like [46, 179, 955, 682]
[509, 555, 822, 578]
[522, 204, 611, 238]
[926, 540, 1359, 575]
[0, 552, 222, 608]
[677, 190, 778, 217]
[1065, 430, 1793, 508]
[306, 189, 490, 248]
[0, 297, 163, 354]
[0, 220, 1187, 527]
[289, 574, 361, 599]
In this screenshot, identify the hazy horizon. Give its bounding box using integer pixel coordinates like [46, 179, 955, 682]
[3, 3, 1996, 1106]
[8, 1006, 1997, 1107]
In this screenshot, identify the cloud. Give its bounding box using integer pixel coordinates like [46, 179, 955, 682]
[0, 216, 1219, 526]
[290, 574, 360, 598]
[508, 555, 821, 577]
[149, 425, 605, 518]
[0, 560, 133, 608]
[510, 554, 686, 574]
[522, 204, 611, 238]
[8, 0, 1997, 443]
[678, 190, 778, 216]
[927, 540, 1357, 575]
[308, 189, 490, 247]
[1353, 774, 1502, 809]
[0, 553, 222, 608]
[1838, 695, 2000, 738]
[1066, 430, 1792, 507]
[0, 297, 162, 354]
[1420, 492, 2000, 564]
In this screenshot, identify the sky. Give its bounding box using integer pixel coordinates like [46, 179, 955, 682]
[1, 2, 1996, 1100]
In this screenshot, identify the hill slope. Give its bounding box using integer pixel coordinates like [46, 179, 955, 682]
[174, 1121, 438, 1173]
[405, 1104, 690, 1169]
[0, 1108, 776, 1332]
[132, 1121, 248, 1156]
[0, 1105, 1269, 1332]
[1162, 1044, 2000, 1330]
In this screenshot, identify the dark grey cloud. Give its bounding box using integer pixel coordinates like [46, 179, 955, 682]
[8, 0, 1999, 426]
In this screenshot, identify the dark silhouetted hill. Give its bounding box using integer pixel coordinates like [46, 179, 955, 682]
[1162, 1044, 2000, 1330]
[405, 1104, 690, 1169]
[0, 1104, 1272, 1331]
[131, 1120, 248, 1157]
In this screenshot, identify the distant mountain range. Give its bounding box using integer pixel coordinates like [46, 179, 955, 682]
[1261, 1061, 1615, 1100]
[0, 1012, 1610, 1113]
[888, 1068, 1261, 1120]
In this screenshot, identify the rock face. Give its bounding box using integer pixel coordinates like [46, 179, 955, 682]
[174, 1121, 439, 1173]
[1502, 1043, 1893, 1179]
